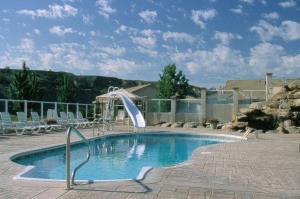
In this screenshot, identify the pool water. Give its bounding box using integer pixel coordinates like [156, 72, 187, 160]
[13, 133, 229, 181]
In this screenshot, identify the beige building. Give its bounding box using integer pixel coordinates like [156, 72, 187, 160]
[125, 84, 158, 99]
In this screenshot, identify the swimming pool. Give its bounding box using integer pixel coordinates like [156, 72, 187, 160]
[12, 132, 238, 181]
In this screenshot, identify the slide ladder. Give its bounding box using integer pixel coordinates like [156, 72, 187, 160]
[103, 87, 146, 131]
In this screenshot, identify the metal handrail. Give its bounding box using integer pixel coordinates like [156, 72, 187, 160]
[66, 127, 91, 189]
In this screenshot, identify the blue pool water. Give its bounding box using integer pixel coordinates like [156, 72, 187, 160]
[13, 133, 231, 181]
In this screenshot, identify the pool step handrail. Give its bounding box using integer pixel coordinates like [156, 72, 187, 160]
[103, 86, 119, 131]
[242, 128, 254, 140]
[66, 127, 91, 189]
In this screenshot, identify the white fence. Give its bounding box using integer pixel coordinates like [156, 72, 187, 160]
[0, 99, 94, 120]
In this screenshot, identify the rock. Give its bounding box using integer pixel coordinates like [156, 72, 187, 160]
[286, 126, 300, 134]
[276, 126, 288, 134]
[271, 86, 286, 98]
[271, 91, 288, 101]
[221, 123, 234, 131]
[171, 122, 184, 128]
[239, 108, 253, 115]
[288, 80, 300, 90]
[291, 112, 300, 120]
[290, 99, 300, 108]
[283, 120, 293, 128]
[277, 109, 291, 119]
[265, 130, 277, 134]
[287, 91, 300, 99]
[235, 113, 248, 122]
[249, 102, 264, 110]
[231, 122, 248, 130]
[266, 100, 280, 109]
[183, 122, 197, 128]
[161, 122, 172, 127]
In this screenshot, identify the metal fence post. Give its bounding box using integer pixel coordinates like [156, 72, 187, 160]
[76, 103, 79, 118]
[233, 88, 239, 116]
[266, 73, 273, 101]
[41, 102, 44, 120]
[54, 102, 57, 112]
[170, 96, 177, 123]
[66, 103, 69, 114]
[5, 99, 8, 112]
[85, 104, 88, 118]
[200, 88, 207, 123]
[24, 100, 28, 117]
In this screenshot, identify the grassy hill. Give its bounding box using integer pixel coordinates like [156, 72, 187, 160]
[0, 68, 155, 103]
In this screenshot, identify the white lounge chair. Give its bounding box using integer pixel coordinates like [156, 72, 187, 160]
[16, 112, 41, 134]
[76, 111, 94, 128]
[31, 112, 60, 133]
[66, 112, 83, 128]
[0, 112, 35, 135]
[47, 109, 67, 129]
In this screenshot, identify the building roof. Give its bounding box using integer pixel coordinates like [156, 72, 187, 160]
[125, 84, 153, 93]
[96, 88, 141, 102]
[225, 80, 266, 90]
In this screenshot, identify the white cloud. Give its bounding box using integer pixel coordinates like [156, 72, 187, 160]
[230, 5, 243, 15]
[279, 0, 297, 8]
[100, 58, 139, 76]
[191, 9, 217, 28]
[34, 29, 40, 35]
[137, 46, 158, 57]
[240, 0, 254, 4]
[138, 10, 158, 24]
[100, 46, 126, 56]
[262, 12, 280, 20]
[131, 36, 157, 49]
[162, 31, 195, 43]
[20, 38, 35, 52]
[49, 26, 75, 36]
[250, 20, 300, 41]
[17, 4, 78, 19]
[82, 14, 93, 24]
[2, 18, 10, 22]
[213, 31, 242, 45]
[249, 42, 285, 75]
[96, 0, 116, 18]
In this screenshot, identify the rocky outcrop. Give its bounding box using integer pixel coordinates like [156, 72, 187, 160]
[226, 80, 300, 133]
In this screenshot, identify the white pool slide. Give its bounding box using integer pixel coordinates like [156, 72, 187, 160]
[108, 91, 146, 128]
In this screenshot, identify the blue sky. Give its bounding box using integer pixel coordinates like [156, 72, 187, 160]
[0, 0, 299, 87]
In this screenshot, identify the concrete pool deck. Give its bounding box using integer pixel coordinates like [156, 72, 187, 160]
[0, 127, 299, 199]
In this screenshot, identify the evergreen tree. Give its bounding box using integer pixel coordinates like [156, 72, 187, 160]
[10, 61, 31, 100]
[57, 74, 76, 102]
[157, 64, 190, 99]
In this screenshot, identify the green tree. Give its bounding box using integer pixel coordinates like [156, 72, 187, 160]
[10, 61, 42, 100]
[57, 74, 76, 102]
[157, 64, 189, 99]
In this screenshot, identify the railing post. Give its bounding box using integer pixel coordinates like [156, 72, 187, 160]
[144, 97, 149, 124]
[233, 87, 239, 115]
[5, 99, 8, 112]
[266, 72, 273, 101]
[76, 103, 79, 118]
[24, 100, 28, 117]
[66, 128, 71, 189]
[93, 103, 96, 119]
[200, 88, 207, 123]
[54, 102, 57, 112]
[41, 102, 44, 120]
[85, 104, 88, 118]
[66, 103, 69, 114]
[170, 96, 177, 123]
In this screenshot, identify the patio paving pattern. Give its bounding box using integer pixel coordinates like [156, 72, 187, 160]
[0, 127, 299, 199]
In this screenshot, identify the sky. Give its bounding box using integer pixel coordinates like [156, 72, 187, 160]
[0, 0, 299, 87]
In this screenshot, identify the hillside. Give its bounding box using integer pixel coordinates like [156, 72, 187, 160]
[0, 68, 155, 103]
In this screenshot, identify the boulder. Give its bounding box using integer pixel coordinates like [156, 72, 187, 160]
[286, 126, 300, 134]
[239, 108, 254, 115]
[221, 123, 234, 131]
[276, 126, 288, 134]
[171, 122, 184, 128]
[161, 122, 172, 127]
[283, 120, 293, 128]
[287, 80, 300, 90]
[231, 122, 248, 130]
[290, 99, 300, 108]
[287, 91, 300, 99]
[235, 113, 248, 122]
[266, 100, 280, 109]
[277, 109, 291, 119]
[183, 122, 198, 128]
[249, 102, 264, 110]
